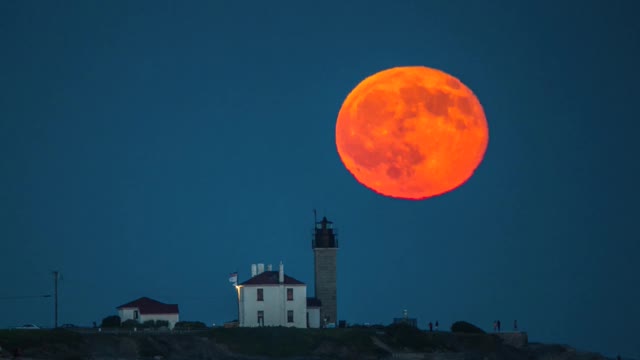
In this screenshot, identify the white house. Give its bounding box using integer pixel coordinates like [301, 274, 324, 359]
[117, 297, 180, 329]
[237, 262, 309, 328]
[306, 297, 322, 329]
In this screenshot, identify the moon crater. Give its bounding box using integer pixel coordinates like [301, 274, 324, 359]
[335, 66, 489, 200]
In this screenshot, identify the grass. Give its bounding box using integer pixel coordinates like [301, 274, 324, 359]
[0, 329, 84, 350]
[208, 327, 385, 357]
[0, 329, 87, 360]
[205, 325, 474, 357]
[381, 324, 456, 352]
[0, 325, 505, 358]
[454, 332, 501, 353]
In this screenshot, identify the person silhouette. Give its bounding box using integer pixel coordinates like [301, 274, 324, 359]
[497, 320, 501, 332]
[428, 321, 433, 331]
[435, 321, 439, 331]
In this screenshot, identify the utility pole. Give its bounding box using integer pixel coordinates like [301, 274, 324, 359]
[53, 271, 60, 328]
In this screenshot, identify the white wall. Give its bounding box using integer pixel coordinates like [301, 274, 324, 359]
[117, 308, 179, 329]
[239, 285, 306, 328]
[306, 307, 321, 328]
[139, 313, 179, 329]
[118, 308, 138, 322]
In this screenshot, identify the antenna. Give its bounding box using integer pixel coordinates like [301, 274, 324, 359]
[313, 209, 317, 224]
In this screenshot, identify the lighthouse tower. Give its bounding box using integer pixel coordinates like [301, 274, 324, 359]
[312, 216, 338, 327]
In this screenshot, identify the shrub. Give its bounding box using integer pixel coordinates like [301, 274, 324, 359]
[451, 321, 485, 334]
[174, 321, 207, 330]
[142, 320, 156, 328]
[385, 323, 428, 349]
[121, 319, 141, 329]
[100, 315, 121, 328]
[155, 320, 169, 328]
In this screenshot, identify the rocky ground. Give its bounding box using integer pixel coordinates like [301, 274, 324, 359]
[0, 326, 611, 360]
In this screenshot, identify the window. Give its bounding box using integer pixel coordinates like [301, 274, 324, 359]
[257, 311, 264, 326]
[287, 288, 293, 301]
[287, 310, 294, 323]
[257, 288, 263, 301]
[133, 310, 139, 320]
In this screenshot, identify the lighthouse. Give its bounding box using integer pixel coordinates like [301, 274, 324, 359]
[312, 216, 338, 327]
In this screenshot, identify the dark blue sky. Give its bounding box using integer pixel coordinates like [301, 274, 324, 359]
[1, 1, 638, 358]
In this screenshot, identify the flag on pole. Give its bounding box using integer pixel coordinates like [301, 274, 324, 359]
[229, 272, 238, 286]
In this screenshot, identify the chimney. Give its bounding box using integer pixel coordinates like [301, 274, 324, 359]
[267, 264, 272, 271]
[279, 261, 284, 283]
[257, 263, 265, 274]
[251, 264, 257, 277]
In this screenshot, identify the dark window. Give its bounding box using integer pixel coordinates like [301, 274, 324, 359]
[133, 310, 139, 320]
[257, 288, 263, 301]
[287, 310, 294, 323]
[257, 311, 264, 326]
[287, 288, 293, 301]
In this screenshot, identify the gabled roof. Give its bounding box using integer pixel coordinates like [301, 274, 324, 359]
[239, 271, 305, 286]
[306, 297, 322, 308]
[116, 297, 179, 315]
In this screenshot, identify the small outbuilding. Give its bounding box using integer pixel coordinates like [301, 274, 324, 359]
[117, 297, 179, 329]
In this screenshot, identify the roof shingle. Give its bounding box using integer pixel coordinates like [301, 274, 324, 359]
[239, 271, 305, 286]
[116, 297, 179, 315]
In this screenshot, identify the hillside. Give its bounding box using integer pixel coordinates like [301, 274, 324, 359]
[0, 325, 610, 360]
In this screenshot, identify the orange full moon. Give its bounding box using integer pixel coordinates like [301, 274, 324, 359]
[335, 66, 489, 200]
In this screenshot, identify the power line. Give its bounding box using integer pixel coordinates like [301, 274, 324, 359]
[0, 295, 51, 300]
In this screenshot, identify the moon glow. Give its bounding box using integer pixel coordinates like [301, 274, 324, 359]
[335, 66, 489, 200]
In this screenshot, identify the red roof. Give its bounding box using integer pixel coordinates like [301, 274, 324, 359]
[239, 271, 305, 286]
[116, 297, 179, 315]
